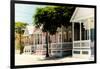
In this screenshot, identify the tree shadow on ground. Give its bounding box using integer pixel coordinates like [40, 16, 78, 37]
[39, 55, 72, 61]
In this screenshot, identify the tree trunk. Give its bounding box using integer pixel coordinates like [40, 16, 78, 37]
[45, 32, 49, 57]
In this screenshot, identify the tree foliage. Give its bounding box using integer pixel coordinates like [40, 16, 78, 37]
[15, 22, 28, 54]
[34, 6, 75, 35]
[15, 22, 28, 34]
[34, 6, 75, 57]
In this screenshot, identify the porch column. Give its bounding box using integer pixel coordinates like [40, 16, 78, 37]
[61, 26, 63, 56]
[79, 22, 82, 55]
[72, 22, 74, 56]
[80, 22, 81, 42]
[87, 18, 91, 57]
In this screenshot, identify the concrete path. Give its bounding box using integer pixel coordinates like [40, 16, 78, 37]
[15, 54, 94, 65]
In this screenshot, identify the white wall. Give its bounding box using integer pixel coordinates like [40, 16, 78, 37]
[0, 0, 100, 69]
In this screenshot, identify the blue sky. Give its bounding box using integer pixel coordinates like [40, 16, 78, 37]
[15, 4, 46, 25]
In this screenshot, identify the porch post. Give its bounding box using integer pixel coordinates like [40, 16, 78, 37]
[80, 22, 81, 41]
[87, 18, 91, 57]
[72, 22, 74, 56]
[61, 26, 63, 57]
[80, 22, 82, 55]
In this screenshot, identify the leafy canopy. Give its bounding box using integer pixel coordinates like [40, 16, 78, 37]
[15, 22, 28, 34]
[34, 6, 75, 35]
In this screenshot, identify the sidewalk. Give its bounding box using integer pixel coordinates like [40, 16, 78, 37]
[15, 54, 94, 65]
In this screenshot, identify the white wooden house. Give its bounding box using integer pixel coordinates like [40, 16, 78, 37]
[23, 26, 35, 54]
[23, 25, 72, 57]
[70, 7, 95, 58]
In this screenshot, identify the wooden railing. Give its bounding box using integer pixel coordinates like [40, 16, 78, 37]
[24, 42, 72, 57]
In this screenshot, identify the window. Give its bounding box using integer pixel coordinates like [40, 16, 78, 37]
[50, 35, 56, 43]
[35, 34, 39, 45]
[82, 51, 88, 54]
[68, 31, 72, 42]
[59, 34, 62, 42]
[62, 32, 67, 42]
[25, 36, 29, 45]
[53, 34, 58, 43]
[39, 34, 42, 44]
[42, 34, 46, 44]
[73, 51, 80, 54]
[28, 35, 33, 45]
[37, 34, 39, 44]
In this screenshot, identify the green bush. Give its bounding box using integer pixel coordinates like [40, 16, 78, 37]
[15, 44, 24, 54]
[15, 45, 20, 50]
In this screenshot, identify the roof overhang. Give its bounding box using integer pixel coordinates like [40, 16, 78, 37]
[70, 7, 94, 23]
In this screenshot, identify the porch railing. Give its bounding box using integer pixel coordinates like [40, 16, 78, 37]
[24, 42, 72, 57]
[73, 40, 91, 56]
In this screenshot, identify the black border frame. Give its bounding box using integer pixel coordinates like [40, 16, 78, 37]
[10, 0, 97, 69]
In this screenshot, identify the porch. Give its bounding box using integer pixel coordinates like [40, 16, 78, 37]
[70, 7, 95, 58]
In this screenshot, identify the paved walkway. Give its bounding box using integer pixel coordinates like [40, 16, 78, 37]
[15, 54, 94, 65]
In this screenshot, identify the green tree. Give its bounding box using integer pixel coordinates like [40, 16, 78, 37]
[34, 6, 75, 57]
[15, 22, 28, 54]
